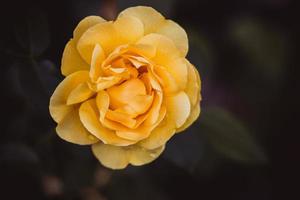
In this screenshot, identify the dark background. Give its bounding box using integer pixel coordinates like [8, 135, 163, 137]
[0, 0, 299, 199]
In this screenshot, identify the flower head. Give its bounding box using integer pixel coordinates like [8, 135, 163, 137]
[49, 6, 201, 169]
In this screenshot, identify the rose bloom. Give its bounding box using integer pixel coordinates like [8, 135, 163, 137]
[49, 6, 201, 169]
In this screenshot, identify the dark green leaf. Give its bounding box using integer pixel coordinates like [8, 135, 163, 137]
[229, 18, 287, 84]
[200, 107, 267, 164]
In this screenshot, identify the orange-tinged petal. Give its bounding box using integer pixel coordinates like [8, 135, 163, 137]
[144, 91, 163, 126]
[79, 99, 135, 146]
[106, 110, 136, 128]
[127, 94, 154, 115]
[115, 105, 166, 141]
[88, 76, 122, 92]
[118, 6, 165, 34]
[73, 16, 106, 44]
[91, 143, 165, 169]
[61, 39, 90, 76]
[49, 71, 89, 123]
[115, 127, 151, 141]
[106, 78, 146, 109]
[140, 73, 152, 94]
[155, 20, 188, 57]
[166, 91, 191, 128]
[56, 108, 98, 145]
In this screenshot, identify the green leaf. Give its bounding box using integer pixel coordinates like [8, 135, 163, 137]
[229, 18, 287, 85]
[200, 107, 267, 164]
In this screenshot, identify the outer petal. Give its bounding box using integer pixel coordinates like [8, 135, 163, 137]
[185, 60, 201, 106]
[177, 61, 201, 132]
[155, 20, 188, 57]
[176, 104, 200, 133]
[77, 22, 116, 64]
[166, 91, 191, 128]
[118, 6, 165, 34]
[91, 143, 164, 169]
[61, 40, 90, 76]
[49, 71, 89, 123]
[128, 145, 165, 166]
[73, 16, 106, 44]
[56, 108, 98, 145]
[79, 99, 135, 146]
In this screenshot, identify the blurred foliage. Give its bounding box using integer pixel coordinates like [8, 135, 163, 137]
[230, 18, 287, 85]
[200, 108, 267, 163]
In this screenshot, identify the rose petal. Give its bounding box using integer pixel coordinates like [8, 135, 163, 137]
[185, 60, 201, 106]
[163, 58, 188, 91]
[56, 108, 98, 145]
[155, 20, 188, 57]
[176, 104, 200, 133]
[118, 6, 165, 34]
[114, 15, 144, 44]
[166, 91, 191, 128]
[129, 44, 156, 59]
[91, 143, 165, 169]
[88, 76, 122, 92]
[90, 44, 106, 81]
[114, 105, 166, 141]
[106, 110, 136, 128]
[49, 71, 89, 123]
[144, 91, 163, 126]
[77, 16, 144, 63]
[79, 99, 135, 146]
[77, 22, 117, 64]
[66, 82, 94, 105]
[139, 113, 176, 150]
[106, 78, 146, 109]
[154, 65, 179, 94]
[137, 33, 180, 66]
[128, 145, 165, 166]
[61, 40, 90, 76]
[73, 16, 106, 44]
[96, 90, 109, 122]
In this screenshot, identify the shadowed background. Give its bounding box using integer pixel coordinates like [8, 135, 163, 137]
[0, 0, 298, 199]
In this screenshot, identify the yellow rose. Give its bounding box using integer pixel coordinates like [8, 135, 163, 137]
[49, 6, 201, 169]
